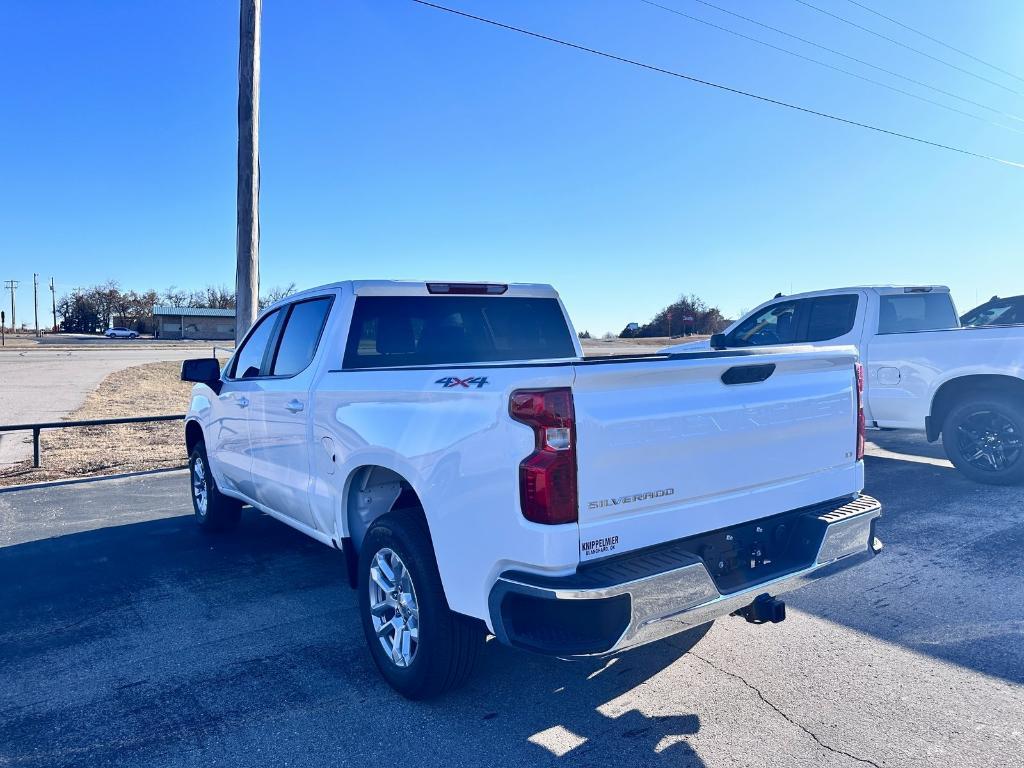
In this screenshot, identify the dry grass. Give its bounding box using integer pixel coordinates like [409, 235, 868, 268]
[0, 361, 196, 487]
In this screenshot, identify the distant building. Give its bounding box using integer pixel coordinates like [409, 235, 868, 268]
[153, 306, 235, 340]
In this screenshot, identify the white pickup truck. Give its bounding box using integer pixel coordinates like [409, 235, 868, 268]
[664, 286, 1024, 485]
[181, 280, 881, 699]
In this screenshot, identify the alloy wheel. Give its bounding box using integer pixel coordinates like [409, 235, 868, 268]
[956, 409, 1023, 473]
[368, 547, 420, 668]
[192, 456, 209, 515]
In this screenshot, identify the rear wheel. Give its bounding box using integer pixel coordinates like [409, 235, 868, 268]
[189, 442, 242, 530]
[358, 511, 484, 699]
[943, 395, 1024, 485]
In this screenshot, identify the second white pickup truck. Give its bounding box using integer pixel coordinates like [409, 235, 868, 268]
[664, 286, 1024, 485]
[182, 281, 881, 698]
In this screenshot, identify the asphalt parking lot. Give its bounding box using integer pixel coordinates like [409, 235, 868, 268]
[2, 434, 1023, 768]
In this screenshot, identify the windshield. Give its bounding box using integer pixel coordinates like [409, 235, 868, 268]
[961, 298, 1023, 327]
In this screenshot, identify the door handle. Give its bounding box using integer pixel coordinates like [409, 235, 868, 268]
[236, 396, 250, 408]
[285, 399, 304, 413]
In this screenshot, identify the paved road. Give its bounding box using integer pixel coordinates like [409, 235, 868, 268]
[0, 346, 213, 467]
[1, 435, 1022, 767]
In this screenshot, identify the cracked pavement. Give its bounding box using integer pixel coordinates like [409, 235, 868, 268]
[1, 431, 1023, 767]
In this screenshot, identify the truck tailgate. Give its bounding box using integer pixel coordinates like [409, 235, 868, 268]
[571, 349, 863, 561]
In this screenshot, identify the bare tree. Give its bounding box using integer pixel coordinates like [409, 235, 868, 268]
[259, 282, 297, 310]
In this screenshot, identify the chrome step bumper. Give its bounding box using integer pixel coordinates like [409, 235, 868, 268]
[489, 494, 882, 657]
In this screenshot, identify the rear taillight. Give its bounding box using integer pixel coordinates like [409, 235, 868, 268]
[509, 388, 578, 525]
[855, 362, 866, 461]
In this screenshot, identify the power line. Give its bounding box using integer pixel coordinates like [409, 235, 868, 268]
[843, 0, 1024, 85]
[683, 0, 1023, 123]
[792, 0, 1022, 96]
[408, 0, 1024, 170]
[638, 0, 1021, 133]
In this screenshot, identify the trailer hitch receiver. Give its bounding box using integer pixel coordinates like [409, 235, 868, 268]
[734, 593, 787, 625]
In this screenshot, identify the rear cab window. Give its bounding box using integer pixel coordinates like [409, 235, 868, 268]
[343, 296, 577, 369]
[877, 294, 959, 334]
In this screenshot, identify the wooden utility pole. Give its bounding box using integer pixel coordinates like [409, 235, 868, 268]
[50, 277, 57, 332]
[235, 0, 261, 344]
[3, 280, 17, 332]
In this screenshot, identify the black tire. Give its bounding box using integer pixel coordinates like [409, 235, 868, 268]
[189, 442, 242, 531]
[358, 511, 484, 700]
[942, 395, 1024, 486]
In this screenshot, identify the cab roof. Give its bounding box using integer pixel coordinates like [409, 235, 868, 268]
[275, 280, 560, 305]
[765, 285, 950, 301]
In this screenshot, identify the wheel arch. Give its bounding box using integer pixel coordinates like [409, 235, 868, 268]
[928, 374, 1024, 441]
[184, 419, 204, 456]
[340, 464, 429, 588]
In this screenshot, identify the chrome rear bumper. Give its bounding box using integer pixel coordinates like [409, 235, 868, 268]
[489, 494, 882, 656]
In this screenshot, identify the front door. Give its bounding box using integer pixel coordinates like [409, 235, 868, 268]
[210, 307, 285, 499]
[247, 296, 334, 529]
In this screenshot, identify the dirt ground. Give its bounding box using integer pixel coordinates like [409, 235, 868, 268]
[0, 361, 196, 487]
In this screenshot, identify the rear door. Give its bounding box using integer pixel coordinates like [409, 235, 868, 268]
[571, 350, 862, 559]
[247, 295, 334, 528]
[864, 291, 960, 427]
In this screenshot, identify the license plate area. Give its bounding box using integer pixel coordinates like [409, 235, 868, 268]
[692, 508, 828, 593]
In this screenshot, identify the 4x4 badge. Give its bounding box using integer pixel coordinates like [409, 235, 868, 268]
[436, 376, 489, 389]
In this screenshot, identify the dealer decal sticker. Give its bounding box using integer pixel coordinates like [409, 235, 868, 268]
[581, 535, 619, 559]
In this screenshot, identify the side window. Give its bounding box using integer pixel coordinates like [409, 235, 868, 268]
[728, 300, 801, 346]
[805, 294, 858, 342]
[271, 297, 333, 376]
[878, 294, 959, 334]
[229, 309, 280, 379]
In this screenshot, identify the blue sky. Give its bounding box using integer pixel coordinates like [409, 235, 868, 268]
[2, 0, 1022, 334]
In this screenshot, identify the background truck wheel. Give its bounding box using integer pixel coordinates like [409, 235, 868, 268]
[943, 395, 1024, 485]
[189, 442, 242, 531]
[358, 511, 484, 699]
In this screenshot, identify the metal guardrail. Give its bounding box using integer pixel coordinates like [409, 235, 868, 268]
[0, 415, 185, 468]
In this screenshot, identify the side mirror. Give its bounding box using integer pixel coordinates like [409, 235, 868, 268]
[709, 333, 728, 349]
[181, 358, 222, 393]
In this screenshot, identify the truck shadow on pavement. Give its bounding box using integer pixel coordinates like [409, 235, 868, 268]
[790, 450, 1024, 687]
[5, 442, 1021, 767]
[0, 508, 707, 767]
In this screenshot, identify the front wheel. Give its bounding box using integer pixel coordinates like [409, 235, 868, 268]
[189, 442, 242, 530]
[358, 511, 484, 699]
[943, 395, 1024, 485]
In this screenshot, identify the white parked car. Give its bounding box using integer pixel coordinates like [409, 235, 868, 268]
[181, 280, 881, 698]
[104, 327, 138, 339]
[663, 286, 1024, 484]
